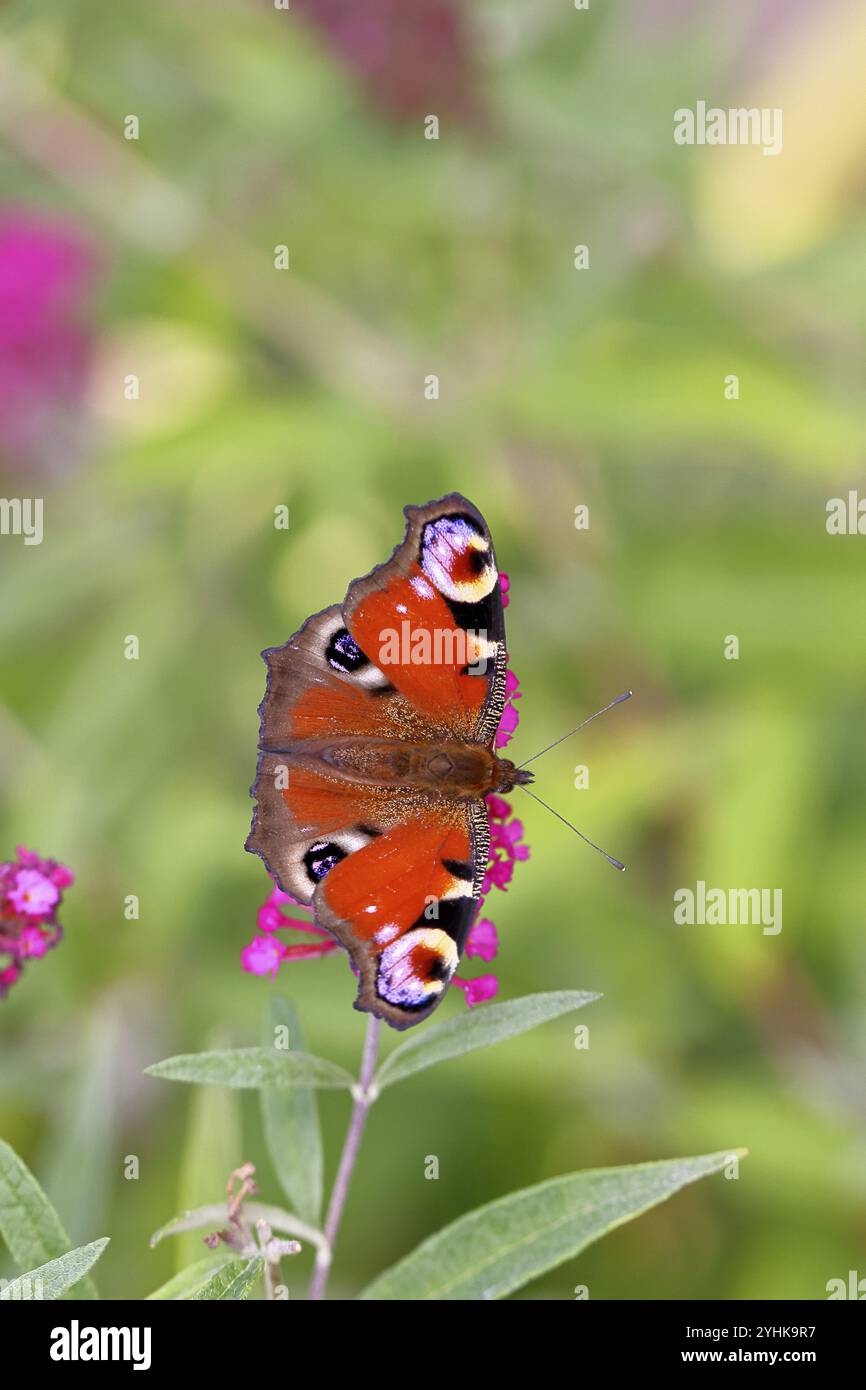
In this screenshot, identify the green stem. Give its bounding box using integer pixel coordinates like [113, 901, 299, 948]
[307, 1016, 381, 1300]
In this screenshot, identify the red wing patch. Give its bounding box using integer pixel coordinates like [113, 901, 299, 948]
[347, 563, 488, 729]
[315, 814, 479, 1029]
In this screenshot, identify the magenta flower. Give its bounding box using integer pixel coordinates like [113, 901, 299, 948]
[494, 670, 522, 750]
[465, 917, 498, 962]
[294, 0, 480, 125]
[14, 846, 75, 889]
[450, 785, 529, 1005]
[0, 963, 21, 994]
[256, 896, 285, 934]
[483, 856, 513, 892]
[241, 935, 286, 979]
[483, 794, 530, 897]
[9, 868, 60, 917]
[241, 885, 337, 978]
[452, 974, 498, 1008]
[491, 813, 530, 864]
[18, 925, 50, 959]
[0, 846, 73, 999]
[0, 209, 97, 475]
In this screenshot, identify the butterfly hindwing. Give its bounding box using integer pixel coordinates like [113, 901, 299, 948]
[247, 755, 389, 905]
[316, 804, 488, 1029]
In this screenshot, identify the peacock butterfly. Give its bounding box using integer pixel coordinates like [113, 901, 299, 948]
[246, 493, 532, 1031]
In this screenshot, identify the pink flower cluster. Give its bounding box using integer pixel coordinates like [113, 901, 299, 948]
[243, 572, 529, 1010]
[449, 791, 529, 1007]
[0, 847, 74, 999]
[240, 887, 339, 979]
[294, 0, 479, 125]
[494, 575, 521, 751]
[0, 210, 96, 474]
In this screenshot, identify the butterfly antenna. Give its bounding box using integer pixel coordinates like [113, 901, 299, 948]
[517, 690, 633, 770]
[517, 785, 626, 872]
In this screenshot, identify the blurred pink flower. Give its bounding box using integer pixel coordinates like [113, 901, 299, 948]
[14, 845, 75, 888]
[241, 884, 337, 977]
[485, 792, 530, 897]
[452, 973, 498, 1008]
[491, 813, 530, 864]
[18, 925, 50, 959]
[241, 935, 286, 979]
[0, 209, 97, 475]
[9, 868, 60, 917]
[494, 669, 522, 750]
[0, 846, 73, 998]
[465, 916, 498, 962]
[294, 0, 480, 124]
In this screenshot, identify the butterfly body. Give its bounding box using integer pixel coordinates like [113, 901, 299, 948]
[247, 493, 524, 1030]
[269, 735, 525, 799]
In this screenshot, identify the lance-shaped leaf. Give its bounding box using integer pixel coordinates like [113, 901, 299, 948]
[145, 1047, 354, 1090]
[0, 1139, 98, 1299]
[149, 1201, 326, 1256]
[147, 1255, 234, 1301]
[374, 990, 600, 1090]
[360, 1149, 745, 1300]
[0, 1238, 109, 1301]
[260, 997, 323, 1226]
[174, 1029, 241, 1273]
[192, 1256, 264, 1301]
[39, 999, 118, 1251]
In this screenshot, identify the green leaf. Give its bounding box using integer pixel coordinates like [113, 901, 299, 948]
[360, 1149, 745, 1300]
[146, 1254, 234, 1300]
[39, 1001, 119, 1251]
[374, 990, 600, 1090]
[191, 1256, 264, 1301]
[145, 1047, 354, 1090]
[260, 997, 323, 1226]
[0, 1139, 97, 1300]
[149, 1202, 327, 1256]
[175, 1030, 241, 1272]
[0, 1239, 109, 1301]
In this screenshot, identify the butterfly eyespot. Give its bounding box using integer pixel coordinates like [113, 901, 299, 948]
[376, 928, 459, 1009]
[467, 547, 488, 576]
[303, 840, 347, 883]
[420, 515, 497, 605]
[326, 628, 368, 673]
[427, 954, 450, 982]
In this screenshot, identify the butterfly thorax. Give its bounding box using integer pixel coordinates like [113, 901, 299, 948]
[301, 738, 531, 798]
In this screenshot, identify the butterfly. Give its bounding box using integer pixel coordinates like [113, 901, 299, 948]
[246, 493, 532, 1031]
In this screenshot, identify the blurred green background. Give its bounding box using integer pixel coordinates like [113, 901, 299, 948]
[1, 0, 865, 1300]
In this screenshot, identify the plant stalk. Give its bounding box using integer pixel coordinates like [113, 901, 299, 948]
[307, 1015, 381, 1300]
